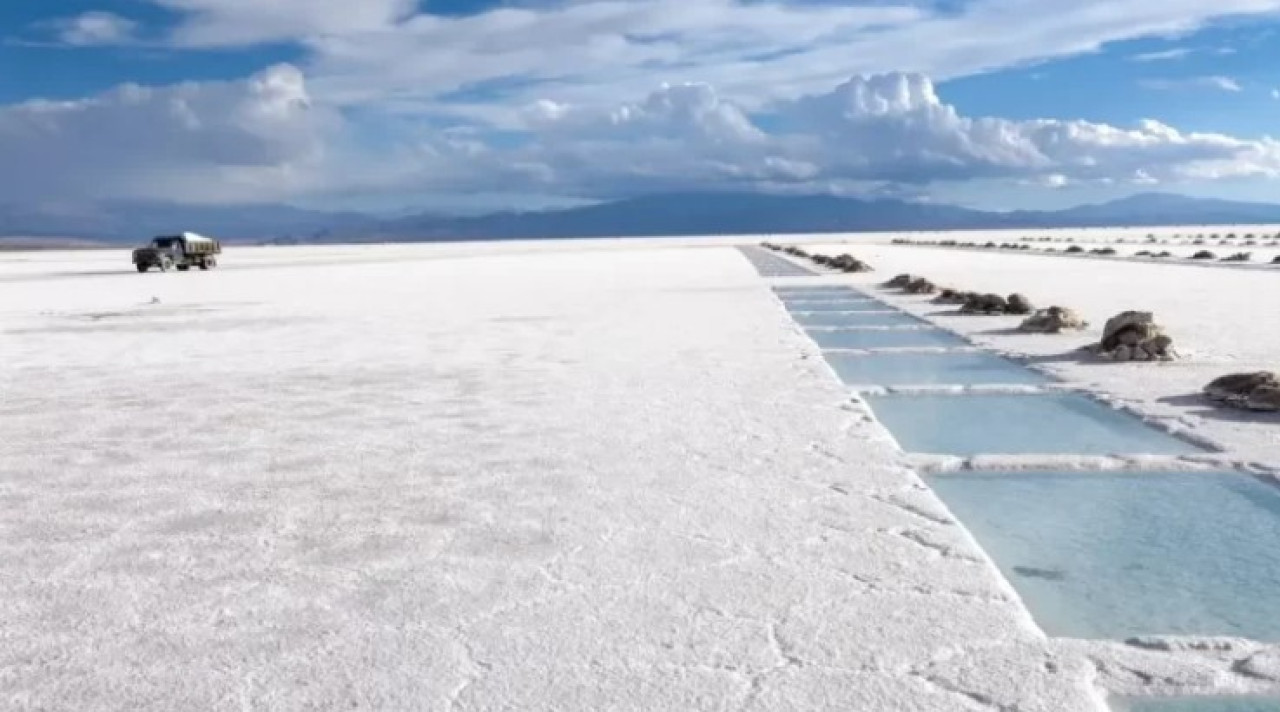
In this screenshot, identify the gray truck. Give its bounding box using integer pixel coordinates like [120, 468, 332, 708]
[132, 233, 221, 272]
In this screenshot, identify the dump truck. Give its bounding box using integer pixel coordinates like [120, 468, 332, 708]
[132, 232, 221, 272]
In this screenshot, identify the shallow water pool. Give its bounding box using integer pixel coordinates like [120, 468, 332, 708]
[930, 470, 1280, 640]
[824, 351, 1048, 387]
[863, 393, 1203, 456]
[806, 327, 969, 350]
[780, 299, 882, 312]
[768, 284, 860, 294]
[794, 311, 927, 328]
[738, 247, 817, 277]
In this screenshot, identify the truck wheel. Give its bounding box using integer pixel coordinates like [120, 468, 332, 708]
[207, 257, 218, 268]
[136, 264, 149, 273]
[198, 259, 209, 270]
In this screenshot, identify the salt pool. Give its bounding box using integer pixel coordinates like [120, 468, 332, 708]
[930, 470, 1280, 640]
[779, 299, 884, 312]
[738, 247, 817, 276]
[794, 311, 929, 328]
[823, 351, 1049, 387]
[806, 327, 969, 350]
[863, 393, 1204, 456]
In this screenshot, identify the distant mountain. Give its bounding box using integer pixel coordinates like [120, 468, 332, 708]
[5, 191, 1280, 244]
[0, 201, 376, 243]
[328, 191, 1280, 242]
[1014, 192, 1280, 227]
[350, 192, 999, 242]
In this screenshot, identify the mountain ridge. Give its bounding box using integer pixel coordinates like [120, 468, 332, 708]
[6, 192, 1280, 244]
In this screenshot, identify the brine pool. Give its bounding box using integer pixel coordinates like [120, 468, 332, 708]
[863, 392, 1204, 456]
[930, 470, 1280, 640]
[823, 351, 1049, 387]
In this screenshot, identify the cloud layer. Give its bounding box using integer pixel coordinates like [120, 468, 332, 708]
[4, 65, 1276, 205]
[11, 0, 1280, 205]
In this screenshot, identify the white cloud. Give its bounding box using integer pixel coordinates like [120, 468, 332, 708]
[52, 12, 138, 46]
[151, 0, 418, 47]
[1141, 75, 1243, 92]
[0, 65, 336, 203]
[77, 0, 1277, 127]
[1272, 88, 1280, 100]
[504, 73, 1280, 197]
[1129, 47, 1193, 62]
[2, 70, 1278, 205]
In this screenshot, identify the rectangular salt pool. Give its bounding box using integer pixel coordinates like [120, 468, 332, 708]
[793, 311, 921, 328]
[807, 327, 968, 350]
[865, 392, 1203, 456]
[824, 351, 1048, 387]
[780, 299, 881, 312]
[930, 471, 1280, 640]
[773, 286, 863, 298]
[737, 247, 816, 277]
[1114, 698, 1280, 711]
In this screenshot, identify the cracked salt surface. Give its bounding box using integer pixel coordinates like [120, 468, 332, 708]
[1114, 697, 1280, 711]
[5, 240, 1279, 710]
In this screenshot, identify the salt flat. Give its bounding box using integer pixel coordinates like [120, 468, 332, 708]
[2, 241, 1278, 710]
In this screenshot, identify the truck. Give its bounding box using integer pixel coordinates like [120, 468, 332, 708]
[132, 232, 222, 272]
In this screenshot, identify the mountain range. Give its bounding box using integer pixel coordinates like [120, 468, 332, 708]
[5, 192, 1280, 245]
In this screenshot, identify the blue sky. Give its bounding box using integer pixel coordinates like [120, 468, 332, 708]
[3, 0, 1280, 213]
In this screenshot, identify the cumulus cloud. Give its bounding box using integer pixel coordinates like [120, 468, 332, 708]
[2, 69, 1278, 205]
[0, 65, 335, 203]
[51, 12, 138, 46]
[510, 73, 1280, 196]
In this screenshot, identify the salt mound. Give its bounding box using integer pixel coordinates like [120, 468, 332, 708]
[1019, 307, 1088, 334]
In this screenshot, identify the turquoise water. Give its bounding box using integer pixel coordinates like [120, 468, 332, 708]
[738, 247, 817, 276]
[807, 328, 968, 350]
[930, 471, 1280, 639]
[1115, 698, 1280, 712]
[795, 312, 927, 328]
[773, 287, 864, 299]
[824, 351, 1048, 386]
[773, 284, 853, 292]
[780, 299, 884, 312]
[864, 393, 1203, 456]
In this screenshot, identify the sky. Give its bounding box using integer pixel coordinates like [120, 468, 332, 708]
[3, 0, 1280, 214]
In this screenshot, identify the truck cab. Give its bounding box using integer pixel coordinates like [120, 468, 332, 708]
[132, 232, 222, 272]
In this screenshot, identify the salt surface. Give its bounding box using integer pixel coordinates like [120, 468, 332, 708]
[4, 239, 1278, 709]
[1115, 697, 1280, 711]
